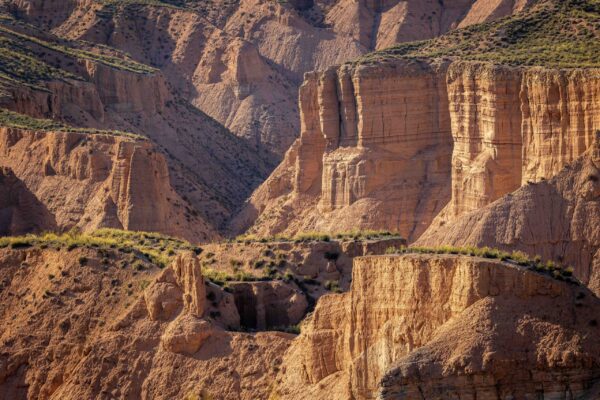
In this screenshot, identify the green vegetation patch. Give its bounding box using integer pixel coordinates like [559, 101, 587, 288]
[234, 230, 403, 244]
[0, 229, 201, 268]
[0, 25, 156, 74]
[358, 0, 600, 68]
[0, 108, 143, 139]
[384, 245, 578, 283]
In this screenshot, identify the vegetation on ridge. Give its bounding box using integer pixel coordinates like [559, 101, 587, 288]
[0, 229, 201, 268]
[0, 15, 156, 91]
[0, 108, 143, 139]
[358, 0, 600, 68]
[384, 245, 578, 283]
[234, 230, 403, 243]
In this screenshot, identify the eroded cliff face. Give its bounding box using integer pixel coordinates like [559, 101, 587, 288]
[0, 249, 291, 400]
[445, 63, 600, 219]
[273, 254, 600, 399]
[0, 128, 216, 241]
[10, 0, 527, 155]
[238, 60, 600, 242]
[417, 136, 600, 295]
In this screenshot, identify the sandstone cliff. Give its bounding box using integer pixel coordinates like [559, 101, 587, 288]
[236, 59, 600, 241]
[273, 254, 600, 399]
[0, 127, 216, 241]
[417, 135, 600, 296]
[8, 0, 526, 155]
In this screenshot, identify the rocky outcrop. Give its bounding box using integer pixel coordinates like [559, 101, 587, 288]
[0, 167, 55, 235]
[444, 63, 600, 219]
[0, 18, 275, 232]
[417, 135, 600, 295]
[273, 254, 600, 399]
[0, 247, 291, 400]
[0, 127, 216, 241]
[238, 60, 600, 241]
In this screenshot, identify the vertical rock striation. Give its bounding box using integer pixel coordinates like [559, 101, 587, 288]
[273, 254, 600, 399]
[237, 61, 600, 245]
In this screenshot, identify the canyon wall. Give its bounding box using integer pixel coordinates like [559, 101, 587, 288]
[0, 128, 215, 241]
[237, 61, 600, 243]
[272, 254, 600, 399]
[418, 135, 600, 295]
[11, 0, 526, 155]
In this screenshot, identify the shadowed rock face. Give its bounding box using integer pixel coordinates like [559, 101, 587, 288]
[272, 254, 600, 400]
[236, 60, 600, 242]
[0, 167, 56, 235]
[230, 281, 307, 330]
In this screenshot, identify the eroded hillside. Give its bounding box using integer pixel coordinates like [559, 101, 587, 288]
[5, 0, 530, 154]
[0, 14, 274, 235]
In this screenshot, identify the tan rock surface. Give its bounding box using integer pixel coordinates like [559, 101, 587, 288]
[0, 127, 216, 241]
[0, 247, 291, 400]
[0, 18, 275, 233]
[417, 135, 600, 295]
[238, 60, 600, 242]
[273, 254, 600, 399]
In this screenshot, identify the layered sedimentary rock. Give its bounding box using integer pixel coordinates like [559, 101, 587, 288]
[10, 0, 525, 155]
[0, 127, 216, 241]
[0, 17, 274, 231]
[238, 60, 600, 241]
[0, 248, 291, 400]
[273, 254, 600, 399]
[234, 60, 454, 240]
[418, 136, 600, 295]
[445, 63, 600, 219]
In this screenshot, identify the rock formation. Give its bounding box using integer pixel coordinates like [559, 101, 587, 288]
[236, 60, 600, 241]
[0, 127, 216, 241]
[7, 0, 526, 155]
[0, 247, 292, 399]
[230, 281, 308, 330]
[272, 254, 600, 399]
[0, 16, 275, 234]
[417, 135, 600, 295]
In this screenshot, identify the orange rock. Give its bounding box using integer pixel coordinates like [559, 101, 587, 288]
[273, 254, 600, 399]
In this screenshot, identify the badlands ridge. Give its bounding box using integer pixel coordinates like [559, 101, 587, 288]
[0, 0, 599, 399]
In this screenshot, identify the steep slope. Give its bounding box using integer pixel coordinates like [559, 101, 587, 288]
[417, 135, 600, 296]
[0, 118, 216, 241]
[273, 254, 600, 399]
[235, 0, 600, 241]
[0, 15, 273, 234]
[0, 167, 56, 235]
[0, 237, 292, 400]
[6, 0, 530, 155]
